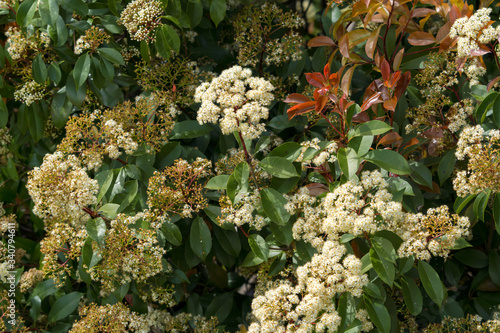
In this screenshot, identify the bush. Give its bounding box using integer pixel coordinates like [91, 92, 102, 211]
[1, 0, 500, 332]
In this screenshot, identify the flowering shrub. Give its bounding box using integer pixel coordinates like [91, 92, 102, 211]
[2, 0, 500, 332]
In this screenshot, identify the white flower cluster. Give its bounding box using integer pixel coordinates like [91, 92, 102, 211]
[463, 57, 486, 86]
[27, 152, 99, 229]
[74, 26, 109, 54]
[249, 241, 370, 333]
[195, 65, 274, 139]
[5, 26, 35, 60]
[449, 8, 500, 57]
[119, 0, 162, 42]
[102, 119, 138, 159]
[447, 99, 475, 133]
[295, 138, 338, 167]
[185, 30, 198, 43]
[453, 125, 500, 196]
[219, 192, 267, 230]
[13, 80, 45, 106]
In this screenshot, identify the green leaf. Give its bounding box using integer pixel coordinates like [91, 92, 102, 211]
[268, 142, 302, 161]
[205, 175, 230, 190]
[66, 73, 86, 107]
[73, 53, 91, 89]
[47, 292, 82, 323]
[118, 180, 138, 212]
[48, 62, 62, 84]
[95, 169, 113, 203]
[55, 16, 68, 47]
[494, 194, 500, 235]
[454, 248, 488, 268]
[50, 91, 72, 129]
[28, 103, 45, 142]
[97, 48, 125, 66]
[205, 293, 233, 322]
[210, 0, 226, 27]
[476, 92, 497, 123]
[371, 236, 396, 264]
[438, 150, 456, 185]
[213, 227, 240, 257]
[364, 296, 391, 333]
[248, 234, 269, 261]
[418, 260, 445, 307]
[409, 161, 433, 188]
[350, 120, 392, 138]
[226, 162, 249, 205]
[86, 218, 106, 246]
[16, 0, 37, 27]
[190, 217, 212, 260]
[261, 188, 290, 226]
[170, 120, 212, 139]
[451, 237, 472, 250]
[30, 279, 57, 301]
[161, 221, 182, 246]
[156, 25, 180, 60]
[39, 0, 58, 26]
[32, 54, 48, 84]
[473, 190, 490, 221]
[454, 194, 475, 214]
[337, 147, 359, 180]
[363, 149, 411, 175]
[241, 251, 264, 267]
[259, 156, 300, 178]
[489, 251, 500, 287]
[348, 135, 373, 156]
[30, 295, 41, 322]
[186, 0, 203, 28]
[0, 97, 7, 128]
[370, 248, 395, 287]
[493, 93, 500, 127]
[98, 203, 120, 220]
[401, 276, 423, 315]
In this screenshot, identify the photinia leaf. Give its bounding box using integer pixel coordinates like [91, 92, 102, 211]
[307, 36, 336, 47]
[408, 31, 436, 46]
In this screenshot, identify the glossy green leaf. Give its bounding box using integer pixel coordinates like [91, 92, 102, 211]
[186, 0, 203, 28]
[363, 149, 411, 175]
[39, 0, 59, 26]
[401, 276, 422, 315]
[409, 161, 433, 188]
[161, 221, 182, 246]
[337, 147, 359, 180]
[438, 150, 456, 185]
[268, 142, 302, 161]
[30, 295, 41, 322]
[47, 292, 82, 323]
[170, 120, 212, 139]
[259, 156, 300, 178]
[249, 234, 269, 261]
[364, 296, 391, 333]
[16, 0, 37, 27]
[348, 135, 373, 156]
[226, 162, 249, 204]
[489, 251, 500, 287]
[205, 293, 233, 322]
[32, 54, 48, 84]
[494, 194, 500, 235]
[66, 72, 86, 107]
[350, 120, 392, 138]
[118, 180, 138, 212]
[454, 248, 488, 268]
[0, 97, 7, 128]
[86, 218, 106, 246]
[95, 169, 113, 203]
[493, 93, 500, 127]
[55, 16, 68, 46]
[213, 227, 240, 257]
[97, 47, 125, 66]
[473, 190, 490, 221]
[98, 203, 120, 220]
[156, 24, 180, 59]
[190, 217, 212, 260]
[370, 248, 395, 287]
[371, 236, 396, 264]
[454, 194, 475, 214]
[205, 175, 230, 190]
[73, 53, 91, 88]
[210, 0, 226, 27]
[261, 188, 290, 226]
[418, 260, 445, 307]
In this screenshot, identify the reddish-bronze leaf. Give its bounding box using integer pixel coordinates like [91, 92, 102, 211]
[323, 63, 331, 78]
[365, 25, 382, 60]
[394, 71, 411, 100]
[449, 4, 460, 23]
[284, 93, 311, 104]
[412, 8, 436, 17]
[287, 101, 316, 120]
[378, 132, 403, 147]
[487, 76, 500, 91]
[361, 92, 383, 111]
[408, 31, 436, 46]
[393, 48, 404, 71]
[305, 72, 326, 88]
[307, 36, 336, 47]
[470, 48, 490, 56]
[388, 71, 401, 89]
[381, 57, 391, 83]
[439, 36, 455, 53]
[383, 96, 398, 111]
[422, 127, 444, 139]
[315, 95, 328, 113]
[304, 183, 329, 196]
[339, 34, 350, 59]
[419, 181, 441, 193]
[341, 65, 357, 96]
[436, 21, 452, 42]
[351, 111, 370, 123]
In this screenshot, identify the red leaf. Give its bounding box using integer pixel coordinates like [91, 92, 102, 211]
[361, 92, 383, 111]
[412, 8, 436, 17]
[351, 111, 370, 123]
[323, 63, 331, 78]
[422, 127, 444, 139]
[305, 72, 327, 88]
[487, 76, 500, 91]
[470, 48, 490, 56]
[339, 34, 350, 59]
[307, 36, 336, 47]
[381, 57, 391, 83]
[315, 95, 328, 113]
[287, 101, 316, 120]
[378, 132, 402, 147]
[408, 31, 436, 46]
[394, 71, 411, 100]
[383, 96, 398, 111]
[284, 93, 311, 104]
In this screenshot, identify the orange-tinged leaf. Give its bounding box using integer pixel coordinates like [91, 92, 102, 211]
[381, 57, 391, 83]
[315, 96, 328, 113]
[347, 29, 371, 49]
[412, 8, 436, 17]
[284, 93, 311, 104]
[394, 71, 411, 99]
[378, 132, 402, 147]
[305, 72, 326, 88]
[308, 36, 336, 47]
[341, 65, 357, 97]
[393, 48, 404, 71]
[287, 101, 316, 120]
[449, 4, 460, 23]
[365, 25, 382, 60]
[383, 96, 398, 111]
[361, 92, 382, 111]
[388, 71, 401, 89]
[439, 36, 455, 53]
[352, 1, 368, 16]
[408, 31, 436, 46]
[339, 34, 350, 59]
[487, 76, 500, 91]
[324, 63, 331, 78]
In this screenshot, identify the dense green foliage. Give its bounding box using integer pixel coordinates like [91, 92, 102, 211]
[1, 0, 500, 332]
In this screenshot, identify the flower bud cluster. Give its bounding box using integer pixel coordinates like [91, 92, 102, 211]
[119, 0, 162, 42]
[74, 26, 110, 54]
[195, 65, 274, 139]
[13, 80, 46, 106]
